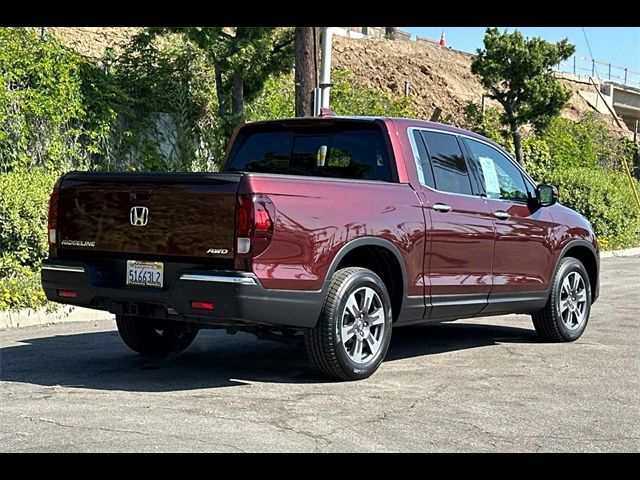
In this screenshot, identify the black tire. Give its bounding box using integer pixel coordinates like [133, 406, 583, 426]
[115, 315, 198, 356]
[304, 267, 393, 381]
[532, 257, 592, 342]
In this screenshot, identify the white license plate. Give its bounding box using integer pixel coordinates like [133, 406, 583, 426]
[126, 260, 164, 288]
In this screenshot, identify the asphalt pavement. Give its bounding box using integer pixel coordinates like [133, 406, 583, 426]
[1, 256, 638, 452]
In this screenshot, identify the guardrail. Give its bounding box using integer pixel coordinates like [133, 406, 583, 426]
[555, 55, 640, 89]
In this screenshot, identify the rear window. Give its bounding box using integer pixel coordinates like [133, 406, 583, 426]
[421, 131, 472, 195]
[225, 122, 394, 182]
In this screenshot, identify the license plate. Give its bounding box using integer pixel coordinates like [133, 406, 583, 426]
[126, 260, 164, 288]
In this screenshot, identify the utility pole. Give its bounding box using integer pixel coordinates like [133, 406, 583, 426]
[295, 27, 316, 117]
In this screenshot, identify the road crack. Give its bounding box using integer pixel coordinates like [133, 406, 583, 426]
[19, 415, 245, 452]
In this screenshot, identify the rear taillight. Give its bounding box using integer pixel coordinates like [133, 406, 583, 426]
[236, 194, 275, 257]
[48, 187, 59, 246]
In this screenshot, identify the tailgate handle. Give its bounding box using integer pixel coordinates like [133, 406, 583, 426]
[130, 191, 152, 203]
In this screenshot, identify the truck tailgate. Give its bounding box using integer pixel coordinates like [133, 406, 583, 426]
[57, 172, 241, 259]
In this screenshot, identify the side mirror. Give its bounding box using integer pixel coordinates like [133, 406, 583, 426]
[537, 184, 558, 207]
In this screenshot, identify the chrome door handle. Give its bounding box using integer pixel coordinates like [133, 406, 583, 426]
[433, 203, 452, 213]
[494, 210, 510, 220]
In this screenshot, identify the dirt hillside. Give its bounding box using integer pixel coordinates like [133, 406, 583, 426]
[333, 36, 486, 125]
[48, 28, 628, 135]
[48, 27, 142, 59]
[332, 36, 628, 135]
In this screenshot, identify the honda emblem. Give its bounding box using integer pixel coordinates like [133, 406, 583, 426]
[130, 206, 149, 226]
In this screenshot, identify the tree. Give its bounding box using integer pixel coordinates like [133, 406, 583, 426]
[385, 27, 397, 40]
[144, 27, 294, 136]
[295, 27, 316, 117]
[471, 28, 575, 166]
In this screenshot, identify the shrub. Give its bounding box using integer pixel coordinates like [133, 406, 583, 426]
[106, 33, 223, 172]
[0, 170, 57, 270]
[540, 114, 635, 171]
[330, 69, 415, 117]
[0, 28, 90, 173]
[0, 271, 47, 311]
[539, 166, 640, 250]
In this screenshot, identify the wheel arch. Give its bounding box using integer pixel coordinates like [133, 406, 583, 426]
[554, 240, 599, 302]
[324, 237, 407, 321]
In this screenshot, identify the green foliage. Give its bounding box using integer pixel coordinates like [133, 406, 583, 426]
[145, 27, 295, 135]
[105, 33, 223, 171]
[539, 167, 640, 250]
[330, 70, 416, 117]
[246, 73, 295, 119]
[463, 103, 512, 146]
[0, 28, 85, 172]
[472, 27, 575, 131]
[247, 69, 416, 120]
[521, 116, 640, 249]
[0, 271, 47, 311]
[0, 169, 55, 311]
[0, 170, 57, 269]
[539, 114, 635, 171]
[471, 27, 575, 164]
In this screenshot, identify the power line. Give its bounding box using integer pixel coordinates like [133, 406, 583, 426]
[581, 27, 600, 80]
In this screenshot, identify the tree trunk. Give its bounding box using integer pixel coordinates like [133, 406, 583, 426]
[511, 125, 525, 167]
[231, 70, 244, 118]
[385, 27, 397, 40]
[295, 27, 315, 117]
[213, 61, 227, 118]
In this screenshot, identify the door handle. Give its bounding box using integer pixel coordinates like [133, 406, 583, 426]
[433, 203, 452, 213]
[494, 210, 510, 220]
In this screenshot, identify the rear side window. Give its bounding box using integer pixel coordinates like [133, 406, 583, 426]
[226, 123, 393, 182]
[421, 131, 472, 195]
[410, 130, 435, 188]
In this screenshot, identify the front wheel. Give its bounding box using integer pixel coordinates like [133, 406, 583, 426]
[116, 315, 199, 356]
[305, 267, 393, 381]
[532, 257, 592, 342]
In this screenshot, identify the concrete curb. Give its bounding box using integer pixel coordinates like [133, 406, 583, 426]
[599, 247, 640, 259]
[0, 306, 113, 330]
[1, 246, 638, 330]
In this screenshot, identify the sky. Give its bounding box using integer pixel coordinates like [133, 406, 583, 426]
[401, 27, 640, 75]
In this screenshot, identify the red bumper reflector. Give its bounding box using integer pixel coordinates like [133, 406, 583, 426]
[191, 301, 215, 311]
[58, 290, 77, 298]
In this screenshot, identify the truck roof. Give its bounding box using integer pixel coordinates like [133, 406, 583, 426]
[244, 115, 504, 152]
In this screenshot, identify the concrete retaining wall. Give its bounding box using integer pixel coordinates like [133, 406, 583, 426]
[0, 306, 113, 330]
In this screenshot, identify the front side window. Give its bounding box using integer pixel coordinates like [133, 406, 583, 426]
[463, 138, 528, 202]
[421, 131, 472, 195]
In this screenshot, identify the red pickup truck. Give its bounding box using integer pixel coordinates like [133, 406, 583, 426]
[42, 116, 599, 380]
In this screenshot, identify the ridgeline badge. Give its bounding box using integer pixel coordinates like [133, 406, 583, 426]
[61, 239, 96, 248]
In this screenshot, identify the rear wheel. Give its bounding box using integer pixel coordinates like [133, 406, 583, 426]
[532, 257, 591, 342]
[115, 315, 198, 356]
[305, 267, 393, 381]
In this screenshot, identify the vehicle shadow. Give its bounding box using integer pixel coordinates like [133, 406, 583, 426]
[0, 321, 538, 392]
